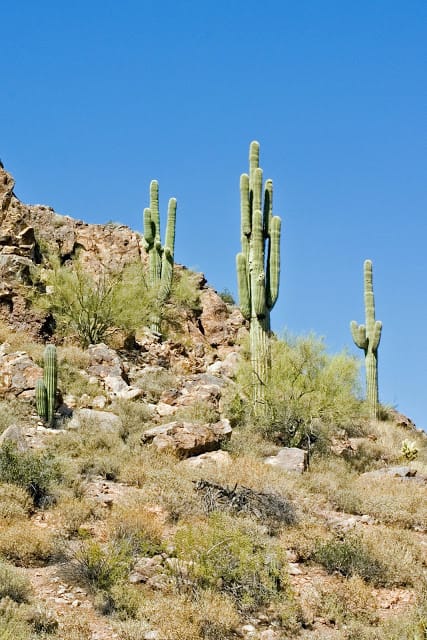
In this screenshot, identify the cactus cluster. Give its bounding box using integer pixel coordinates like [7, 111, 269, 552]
[350, 259, 382, 420]
[143, 180, 177, 334]
[35, 345, 58, 427]
[236, 141, 281, 414]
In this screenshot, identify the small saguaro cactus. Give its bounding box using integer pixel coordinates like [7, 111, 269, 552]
[236, 141, 281, 415]
[35, 345, 58, 426]
[350, 259, 382, 420]
[143, 180, 177, 334]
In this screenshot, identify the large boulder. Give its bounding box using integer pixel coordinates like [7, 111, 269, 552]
[264, 447, 308, 474]
[141, 419, 232, 458]
[68, 408, 123, 432]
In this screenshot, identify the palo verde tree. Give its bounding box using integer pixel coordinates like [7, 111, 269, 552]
[236, 141, 281, 415]
[350, 259, 382, 420]
[143, 180, 177, 334]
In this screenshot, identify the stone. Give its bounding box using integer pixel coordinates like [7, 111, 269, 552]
[181, 449, 232, 470]
[141, 419, 232, 458]
[264, 447, 308, 474]
[260, 631, 281, 640]
[156, 402, 177, 417]
[92, 395, 107, 409]
[361, 466, 417, 479]
[68, 408, 122, 432]
[207, 351, 240, 378]
[0, 351, 42, 397]
[0, 424, 28, 451]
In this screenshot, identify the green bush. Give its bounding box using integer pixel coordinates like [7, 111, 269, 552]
[314, 533, 388, 585]
[73, 540, 132, 591]
[173, 513, 289, 611]
[0, 442, 62, 506]
[231, 332, 363, 449]
[33, 259, 154, 347]
[0, 561, 32, 603]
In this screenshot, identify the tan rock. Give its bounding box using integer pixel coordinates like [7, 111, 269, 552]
[141, 419, 232, 458]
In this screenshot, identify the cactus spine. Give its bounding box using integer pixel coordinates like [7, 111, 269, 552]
[350, 259, 382, 420]
[236, 141, 281, 415]
[36, 345, 58, 426]
[143, 180, 177, 334]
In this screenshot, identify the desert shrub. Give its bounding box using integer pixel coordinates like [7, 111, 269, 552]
[72, 540, 132, 592]
[357, 525, 425, 588]
[33, 259, 154, 347]
[0, 484, 32, 522]
[218, 288, 236, 305]
[0, 521, 58, 566]
[305, 575, 378, 628]
[135, 591, 240, 640]
[313, 532, 388, 585]
[110, 398, 154, 439]
[144, 464, 204, 522]
[232, 333, 364, 450]
[110, 500, 165, 556]
[0, 561, 32, 602]
[130, 367, 177, 404]
[54, 495, 102, 537]
[173, 399, 220, 424]
[333, 475, 427, 530]
[0, 442, 62, 506]
[50, 419, 127, 480]
[173, 513, 289, 611]
[94, 581, 141, 618]
[0, 399, 32, 435]
[169, 267, 201, 315]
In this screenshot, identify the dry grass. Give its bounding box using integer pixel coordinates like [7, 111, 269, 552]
[0, 484, 32, 523]
[136, 591, 240, 640]
[0, 521, 59, 566]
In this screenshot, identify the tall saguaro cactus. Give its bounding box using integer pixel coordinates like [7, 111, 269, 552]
[350, 259, 382, 419]
[143, 180, 177, 334]
[236, 141, 281, 414]
[35, 345, 58, 426]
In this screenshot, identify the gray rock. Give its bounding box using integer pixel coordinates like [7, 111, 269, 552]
[0, 424, 28, 451]
[181, 449, 232, 470]
[264, 447, 308, 474]
[68, 408, 122, 432]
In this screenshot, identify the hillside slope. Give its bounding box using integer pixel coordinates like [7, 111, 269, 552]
[0, 165, 426, 640]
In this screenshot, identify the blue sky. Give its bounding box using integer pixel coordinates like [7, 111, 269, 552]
[2, 1, 426, 428]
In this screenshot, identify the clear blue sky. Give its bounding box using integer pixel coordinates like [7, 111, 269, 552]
[2, 1, 426, 428]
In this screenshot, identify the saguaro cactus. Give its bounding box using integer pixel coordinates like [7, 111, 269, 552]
[143, 180, 177, 334]
[236, 141, 281, 414]
[350, 259, 382, 419]
[36, 345, 58, 426]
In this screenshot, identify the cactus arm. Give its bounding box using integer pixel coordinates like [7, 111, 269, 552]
[143, 208, 154, 245]
[350, 320, 368, 350]
[263, 179, 273, 237]
[43, 345, 57, 427]
[266, 215, 281, 309]
[35, 379, 48, 421]
[240, 173, 251, 238]
[249, 140, 260, 181]
[372, 320, 382, 351]
[236, 253, 251, 320]
[149, 180, 160, 242]
[251, 209, 266, 317]
[252, 167, 263, 214]
[164, 198, 177, 254]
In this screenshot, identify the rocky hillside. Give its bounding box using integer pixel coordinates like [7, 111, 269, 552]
[0, 165, 426, 640]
